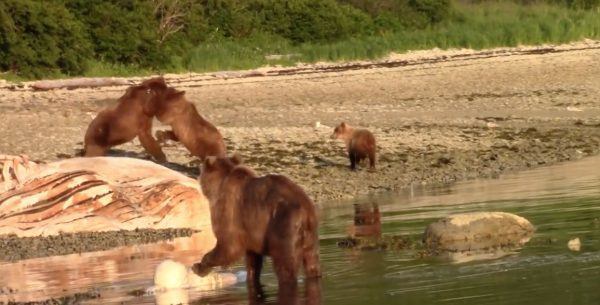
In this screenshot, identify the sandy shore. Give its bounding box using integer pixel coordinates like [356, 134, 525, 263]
[1, 41, 600, 205]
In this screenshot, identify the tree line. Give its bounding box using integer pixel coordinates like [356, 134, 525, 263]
[0, 0, 597, 79]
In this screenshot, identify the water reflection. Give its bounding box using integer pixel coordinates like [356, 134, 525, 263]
[242, 278, 321, 305]
[0, 232, 217, 304]
[348, 203, 381, 239]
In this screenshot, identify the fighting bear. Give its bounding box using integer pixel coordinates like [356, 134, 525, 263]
[83, 77, 168, 162]
[151, 88, 226, 160]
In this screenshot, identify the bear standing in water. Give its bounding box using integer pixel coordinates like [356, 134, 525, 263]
[331, 122, 376, 170]
[192, 155, 321, 297]
[83, 77, 169, 162]
[151, 88, 226, 160]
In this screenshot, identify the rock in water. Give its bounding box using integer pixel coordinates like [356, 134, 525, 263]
[424, 212, 535, 252]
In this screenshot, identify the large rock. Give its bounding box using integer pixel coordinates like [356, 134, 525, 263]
[424, 212, 535, 252]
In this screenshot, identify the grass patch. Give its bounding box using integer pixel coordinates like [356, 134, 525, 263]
[180, 2, 600, 72]
[83, 60, 154, 78]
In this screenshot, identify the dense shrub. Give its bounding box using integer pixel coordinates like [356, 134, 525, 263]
[0, 0, 91, 78]
[250, 0, 374, 43]
[339, 0, 452, 29]
[562, 0, 600, 9]
[64, 0, 167, 67]
[0, 0, 597, 79]
[197, 0, 375, 43]
[200, 0, 259, 38]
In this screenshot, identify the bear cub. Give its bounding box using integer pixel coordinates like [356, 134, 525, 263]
[331, 122, 376, 170]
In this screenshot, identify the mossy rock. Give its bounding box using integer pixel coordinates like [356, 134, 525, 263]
[423, 212, 535, 252]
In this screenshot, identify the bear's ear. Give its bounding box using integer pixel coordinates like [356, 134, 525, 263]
[205, 156, 217, 167]
[340, 122, 346, 128]
[165, 89, 186, 102]
[230, 153, 242, 165]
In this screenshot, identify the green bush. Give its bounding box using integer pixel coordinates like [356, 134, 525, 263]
[65, 0, 167, 67]
[339, 0, 453, 29]
[200, 0, 258, 38]
[409, 0, 452, 24]
[249, 0, 374, 43]
[564, 0, 600, 9]
[0, 0, 91, 78]
[0, 0, 598, 80]
[197, 0, 375, 43]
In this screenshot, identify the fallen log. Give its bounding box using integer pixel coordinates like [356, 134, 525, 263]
[30, 77, 131, 91]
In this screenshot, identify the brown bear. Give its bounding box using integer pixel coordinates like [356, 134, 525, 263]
[331, 122, 376, 170]
[192, 155, 321, 297]
[83, 77, 169, 162]
[150, 88, 227, 160]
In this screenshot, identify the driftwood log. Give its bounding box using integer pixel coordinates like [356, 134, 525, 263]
[0, 155, 211, 237]
[30, 77, 130, 91]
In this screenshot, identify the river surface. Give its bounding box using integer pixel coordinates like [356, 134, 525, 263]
[1, 156, 599, 305]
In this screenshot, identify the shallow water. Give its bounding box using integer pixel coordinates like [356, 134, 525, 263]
[1, 155, 599, 304]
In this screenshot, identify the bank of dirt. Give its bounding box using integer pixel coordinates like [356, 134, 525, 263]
[1, 41, 599, 202]
[0, 291, 100, 305]
[0, 229, 195, 262]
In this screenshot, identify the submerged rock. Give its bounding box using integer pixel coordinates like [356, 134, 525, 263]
[423, 212, 535, 252]
[337, 235, 413, 251]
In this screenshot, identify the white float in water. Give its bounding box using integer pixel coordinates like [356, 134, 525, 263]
[154, 260, 189, 290]
[567, 238, 581, 252]
[150, 259, 245, 305]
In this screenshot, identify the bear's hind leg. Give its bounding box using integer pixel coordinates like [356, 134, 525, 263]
[246, 251, 265, 299]
[368, 150, 376, 170]
[269, 225, 303, 285]
[302, 217, 321, 279]
[349, 151, 357, 171]
[302, 240, 321, 279]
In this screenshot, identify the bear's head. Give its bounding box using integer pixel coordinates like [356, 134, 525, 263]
[199, 155, 242, 203]
[144, 86, 188, 124]
[331, 122, 352, 140]
[121, 77, 169, 116]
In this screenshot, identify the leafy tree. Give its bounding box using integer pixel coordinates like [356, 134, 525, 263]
[0, 0, 91, 78]
[249, 0, 374, 43]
